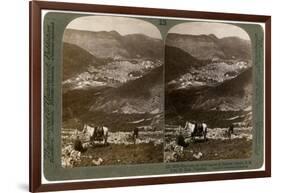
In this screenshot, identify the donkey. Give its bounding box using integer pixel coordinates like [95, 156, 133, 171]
[184, 121, 208, 141]
[82, 124, 109, 145]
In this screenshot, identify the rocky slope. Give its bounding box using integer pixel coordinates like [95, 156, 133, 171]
[166, 67, 253, 112]
[89, 66, 164, 114]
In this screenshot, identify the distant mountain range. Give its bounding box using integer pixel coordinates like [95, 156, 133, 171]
[166, 33, 251, 60]
[63, 29, 164, 89]
[63, 29, 163, 60]
[62, 30, 253, 125]
[165, 34, 253, 112]
[62, 30, 164, 118]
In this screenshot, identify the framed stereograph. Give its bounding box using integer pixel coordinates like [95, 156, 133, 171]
[29, 0, 271, 192]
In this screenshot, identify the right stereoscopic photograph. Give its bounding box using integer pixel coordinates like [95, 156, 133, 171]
[164, 22, 253, 162]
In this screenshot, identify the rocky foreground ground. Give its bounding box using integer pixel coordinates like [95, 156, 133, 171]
[61, 125, 252, 167]
[164, 126, 252, 162]
[61, 129, 163, 168]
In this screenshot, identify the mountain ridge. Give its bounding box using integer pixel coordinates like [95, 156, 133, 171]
[166, 33, 251, 60]
[63, 28, 163, 60]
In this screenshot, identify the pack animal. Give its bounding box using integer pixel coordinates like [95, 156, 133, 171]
[82, 124, 109, 145]
[184, 121, 208, 141]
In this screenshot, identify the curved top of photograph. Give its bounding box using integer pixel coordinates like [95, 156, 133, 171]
[66, 15, 162, 39]
[63, 16, 164, 61]
[166, 22, 252, 61]
[168, 22, 250, 40]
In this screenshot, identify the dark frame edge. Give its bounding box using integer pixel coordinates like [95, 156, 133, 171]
[32, 0, 271, 21]
[29, 1, 43, 192]
[29, 1, 271, 192]
[36, 171, 270, 192]
[264, 16, 271, 178]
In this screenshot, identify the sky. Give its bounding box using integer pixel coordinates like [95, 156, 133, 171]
[168, 22, 250, 40]
[66, 16, 162, 39]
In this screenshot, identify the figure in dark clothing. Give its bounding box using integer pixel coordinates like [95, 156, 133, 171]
[229, 124, 234, 134]
[73, 136, 87, 153]
[133, 127, 139, 138]
[132, 127, 139, 144]
[176, 134, 189, 147]
[227, 124, 234, 139]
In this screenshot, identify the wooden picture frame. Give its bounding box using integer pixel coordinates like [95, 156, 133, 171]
[30, 1, 271, 192]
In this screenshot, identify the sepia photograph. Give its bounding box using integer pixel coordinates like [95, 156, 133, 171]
[164, 22, 253, 162]
[61, 16, 164, 168]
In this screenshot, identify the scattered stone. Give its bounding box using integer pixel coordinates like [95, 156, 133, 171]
[164, 140, 185, 162]
[92, 158, 104, 166]
[61, 145, 82, 168]
[164, 152, 177, 162]
[193, 152, 203, 159]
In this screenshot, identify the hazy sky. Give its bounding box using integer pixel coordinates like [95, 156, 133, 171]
[168, 22, 250, 40]
[67, 16, 162, 39]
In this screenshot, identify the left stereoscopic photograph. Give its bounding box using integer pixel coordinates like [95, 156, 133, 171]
[61, 16, 164, 168]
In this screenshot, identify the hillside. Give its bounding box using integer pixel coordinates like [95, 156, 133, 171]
[218, 36, 251, 60]
[165, 46, 202, 83]
[89, 66, 164, 114]
[122, 33, 164, 60]
[166, 67, 253, 112]
[63, 29, 128, 59]
[63, 66, 164, 130]
[62, 42, 105, 80]
[166, 33, 251, 60]
[63, 29, 163, 60]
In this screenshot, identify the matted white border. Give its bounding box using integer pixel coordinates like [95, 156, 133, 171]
[41, 9, 266, 184]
